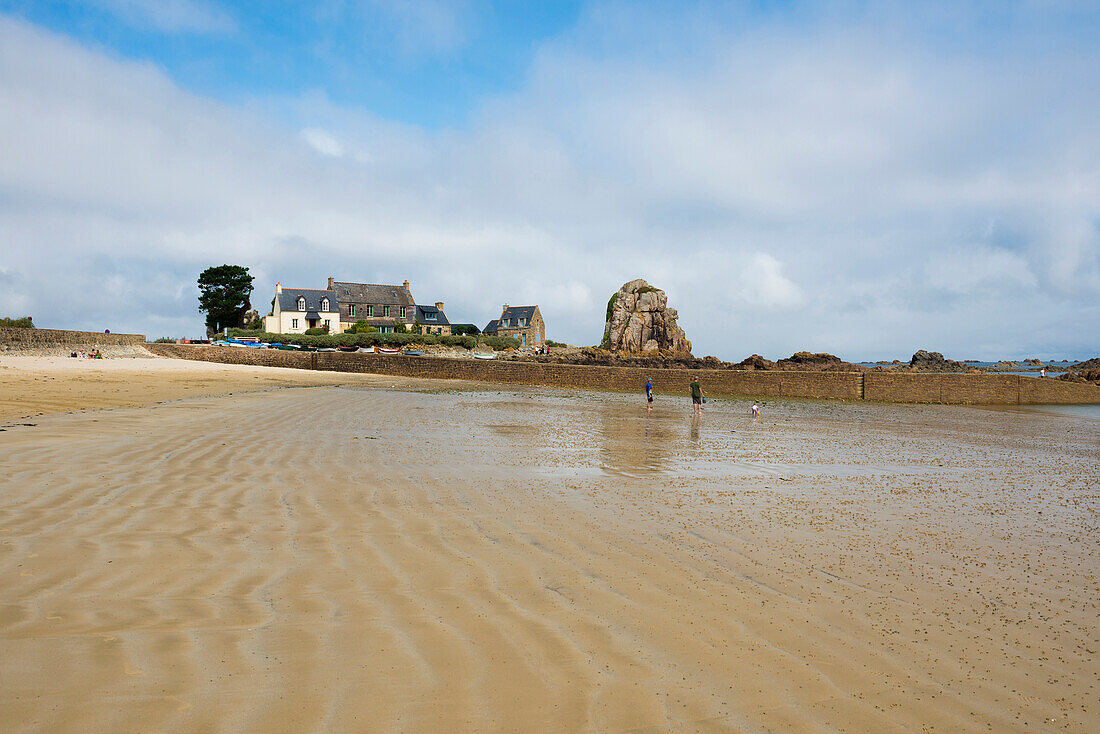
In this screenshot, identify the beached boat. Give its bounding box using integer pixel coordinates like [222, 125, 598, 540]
[402, 349, 422, 356]
[317, 347, 337, 353]
[337, 346, 358, 352]
[473, 352, 495, 360]
[376, 347, 401, 355]
[275, 344, 298, 350]
[298, 346, 317, 352]
[357, 347, 374, 353]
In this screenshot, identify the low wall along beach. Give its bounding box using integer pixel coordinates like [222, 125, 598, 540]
[0, 327, 146, 351]
[147, 343, 1100, 405]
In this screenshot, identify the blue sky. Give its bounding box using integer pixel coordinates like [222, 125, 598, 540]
[1, 1, 1098, 359]
[2, 0, 586, 127]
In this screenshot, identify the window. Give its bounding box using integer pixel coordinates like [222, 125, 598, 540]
[400, 306, 407, 319]
[366, 305, 373, 317]
[522, 334, 527, 347]
[292, 318, 299, 329]
[535, 334, 540, 344]
[502, 319, 510, 328]
[321, 297, 329, 311]
[324, 319, 330, 329]
[296, 297, 306, 311]
[349, 304, 356, 317]
[519, 318, 527, 327]
[383, 305, 390, 317]
[425, 312, 436, 321]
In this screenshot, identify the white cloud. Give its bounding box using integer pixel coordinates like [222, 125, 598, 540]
[736, 255, 805, 310]
[1, 7, 1098, 359]
[85, 0, 236, 34]
[300, 127, 345, 157]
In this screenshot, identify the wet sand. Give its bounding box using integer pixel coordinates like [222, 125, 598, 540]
[1, 362, 1098, 732]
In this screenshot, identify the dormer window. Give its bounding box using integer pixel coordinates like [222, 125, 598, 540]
[518, 318, 527, 327]
[321, 297, 329, 311]
[297, 296, 306, 311]
[426, 312, 436, 321]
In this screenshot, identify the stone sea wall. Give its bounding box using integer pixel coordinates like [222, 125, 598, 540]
[0, 327, 147, 353]
[146, 344, 1100, 405]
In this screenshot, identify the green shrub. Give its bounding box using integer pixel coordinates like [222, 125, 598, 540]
[304, 327, 326, 335]
[345, 320, 378, 334]
[1, 316, 34, 328]
[605, 292, 619, 322]
[153, 337, 176, 343]
[478, 335, 521, 350]
[546, 340, 566, 348]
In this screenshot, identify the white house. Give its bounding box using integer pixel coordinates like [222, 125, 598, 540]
[263, 283, 343, 334]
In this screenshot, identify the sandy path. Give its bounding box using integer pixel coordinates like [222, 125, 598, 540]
[0, 384, 1097, 732]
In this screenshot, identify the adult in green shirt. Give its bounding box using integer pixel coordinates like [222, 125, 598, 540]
[690, 376, 705, 418]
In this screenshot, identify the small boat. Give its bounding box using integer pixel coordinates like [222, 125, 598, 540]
[473, 352, 495, 360]
[317, 347, 337, 353]
[337, 346, 359, 352]
[357, 347, 374, 353]
[402, 349, 422, 356]
[275, 344, 298, 350]
[376, 347, 401, 355]
[298, 346, 317, 352]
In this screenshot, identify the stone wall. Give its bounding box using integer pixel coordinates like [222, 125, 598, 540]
[147, 344, 1100, 405]
[0, 327, 147, 353]
[864, 372, 1099, 405]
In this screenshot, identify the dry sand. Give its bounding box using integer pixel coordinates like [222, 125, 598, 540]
[1, 357, 1097, 732]
[0, 355, 420, 422]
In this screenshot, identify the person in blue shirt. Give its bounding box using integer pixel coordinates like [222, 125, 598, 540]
[645, 378, 653, 412]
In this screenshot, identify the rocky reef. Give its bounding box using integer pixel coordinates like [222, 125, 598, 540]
[602, 279, 691, 355]
[908, 350, 972, 373]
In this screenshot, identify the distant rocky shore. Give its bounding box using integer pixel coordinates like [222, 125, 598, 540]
[506, 347, 1100, 382]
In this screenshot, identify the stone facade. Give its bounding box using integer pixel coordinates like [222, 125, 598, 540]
[146, 344, 1100, 405]
[488, 305, 545, 348]
[330, 277, 416, 333]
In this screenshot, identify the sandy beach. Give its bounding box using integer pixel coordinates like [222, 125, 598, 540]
[1, 357, 1097, 732]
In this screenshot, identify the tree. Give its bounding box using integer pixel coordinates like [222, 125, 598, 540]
[392, 320, 408, 334]
[197, 265, 254, 333]
[452, 324, 480, 336]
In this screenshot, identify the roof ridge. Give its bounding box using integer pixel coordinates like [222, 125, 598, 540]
[285, 287, 335, 292]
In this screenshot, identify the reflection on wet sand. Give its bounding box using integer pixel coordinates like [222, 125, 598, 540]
[596, 399, 674, 476]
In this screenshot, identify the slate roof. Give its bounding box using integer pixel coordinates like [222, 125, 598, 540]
[333, 281, 414, 306]
[277, 288, 339, 313]
[483, 319, 500, 335]
[498, 306, 537, 326]
[415, 304, 450, 326]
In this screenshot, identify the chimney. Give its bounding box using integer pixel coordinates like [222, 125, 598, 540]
[502, 304, 509, 314]
[327, 276, 335, 290]
[435, 301, 444, 311]
[275, 282, 282, 294]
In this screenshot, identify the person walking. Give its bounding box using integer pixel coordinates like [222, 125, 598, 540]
[690, 376, 704, 418]
[646, 378, 654, 412]
[751, 401, 760, 417]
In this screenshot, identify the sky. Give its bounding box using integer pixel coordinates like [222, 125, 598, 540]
[1, 0, 1098, 361]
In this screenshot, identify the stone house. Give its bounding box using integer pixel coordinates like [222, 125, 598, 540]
[485, 304, 545, 348]
[263, 283, 343, 334]
[329, 277, 417, 334]
[415, 302, 451, 335]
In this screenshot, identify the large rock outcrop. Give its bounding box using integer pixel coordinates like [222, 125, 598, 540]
[602, 279, 691, 355]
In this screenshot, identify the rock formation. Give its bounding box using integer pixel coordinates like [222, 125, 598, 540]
[909, 350, 970, 373]
[602, 279, 691, 354]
